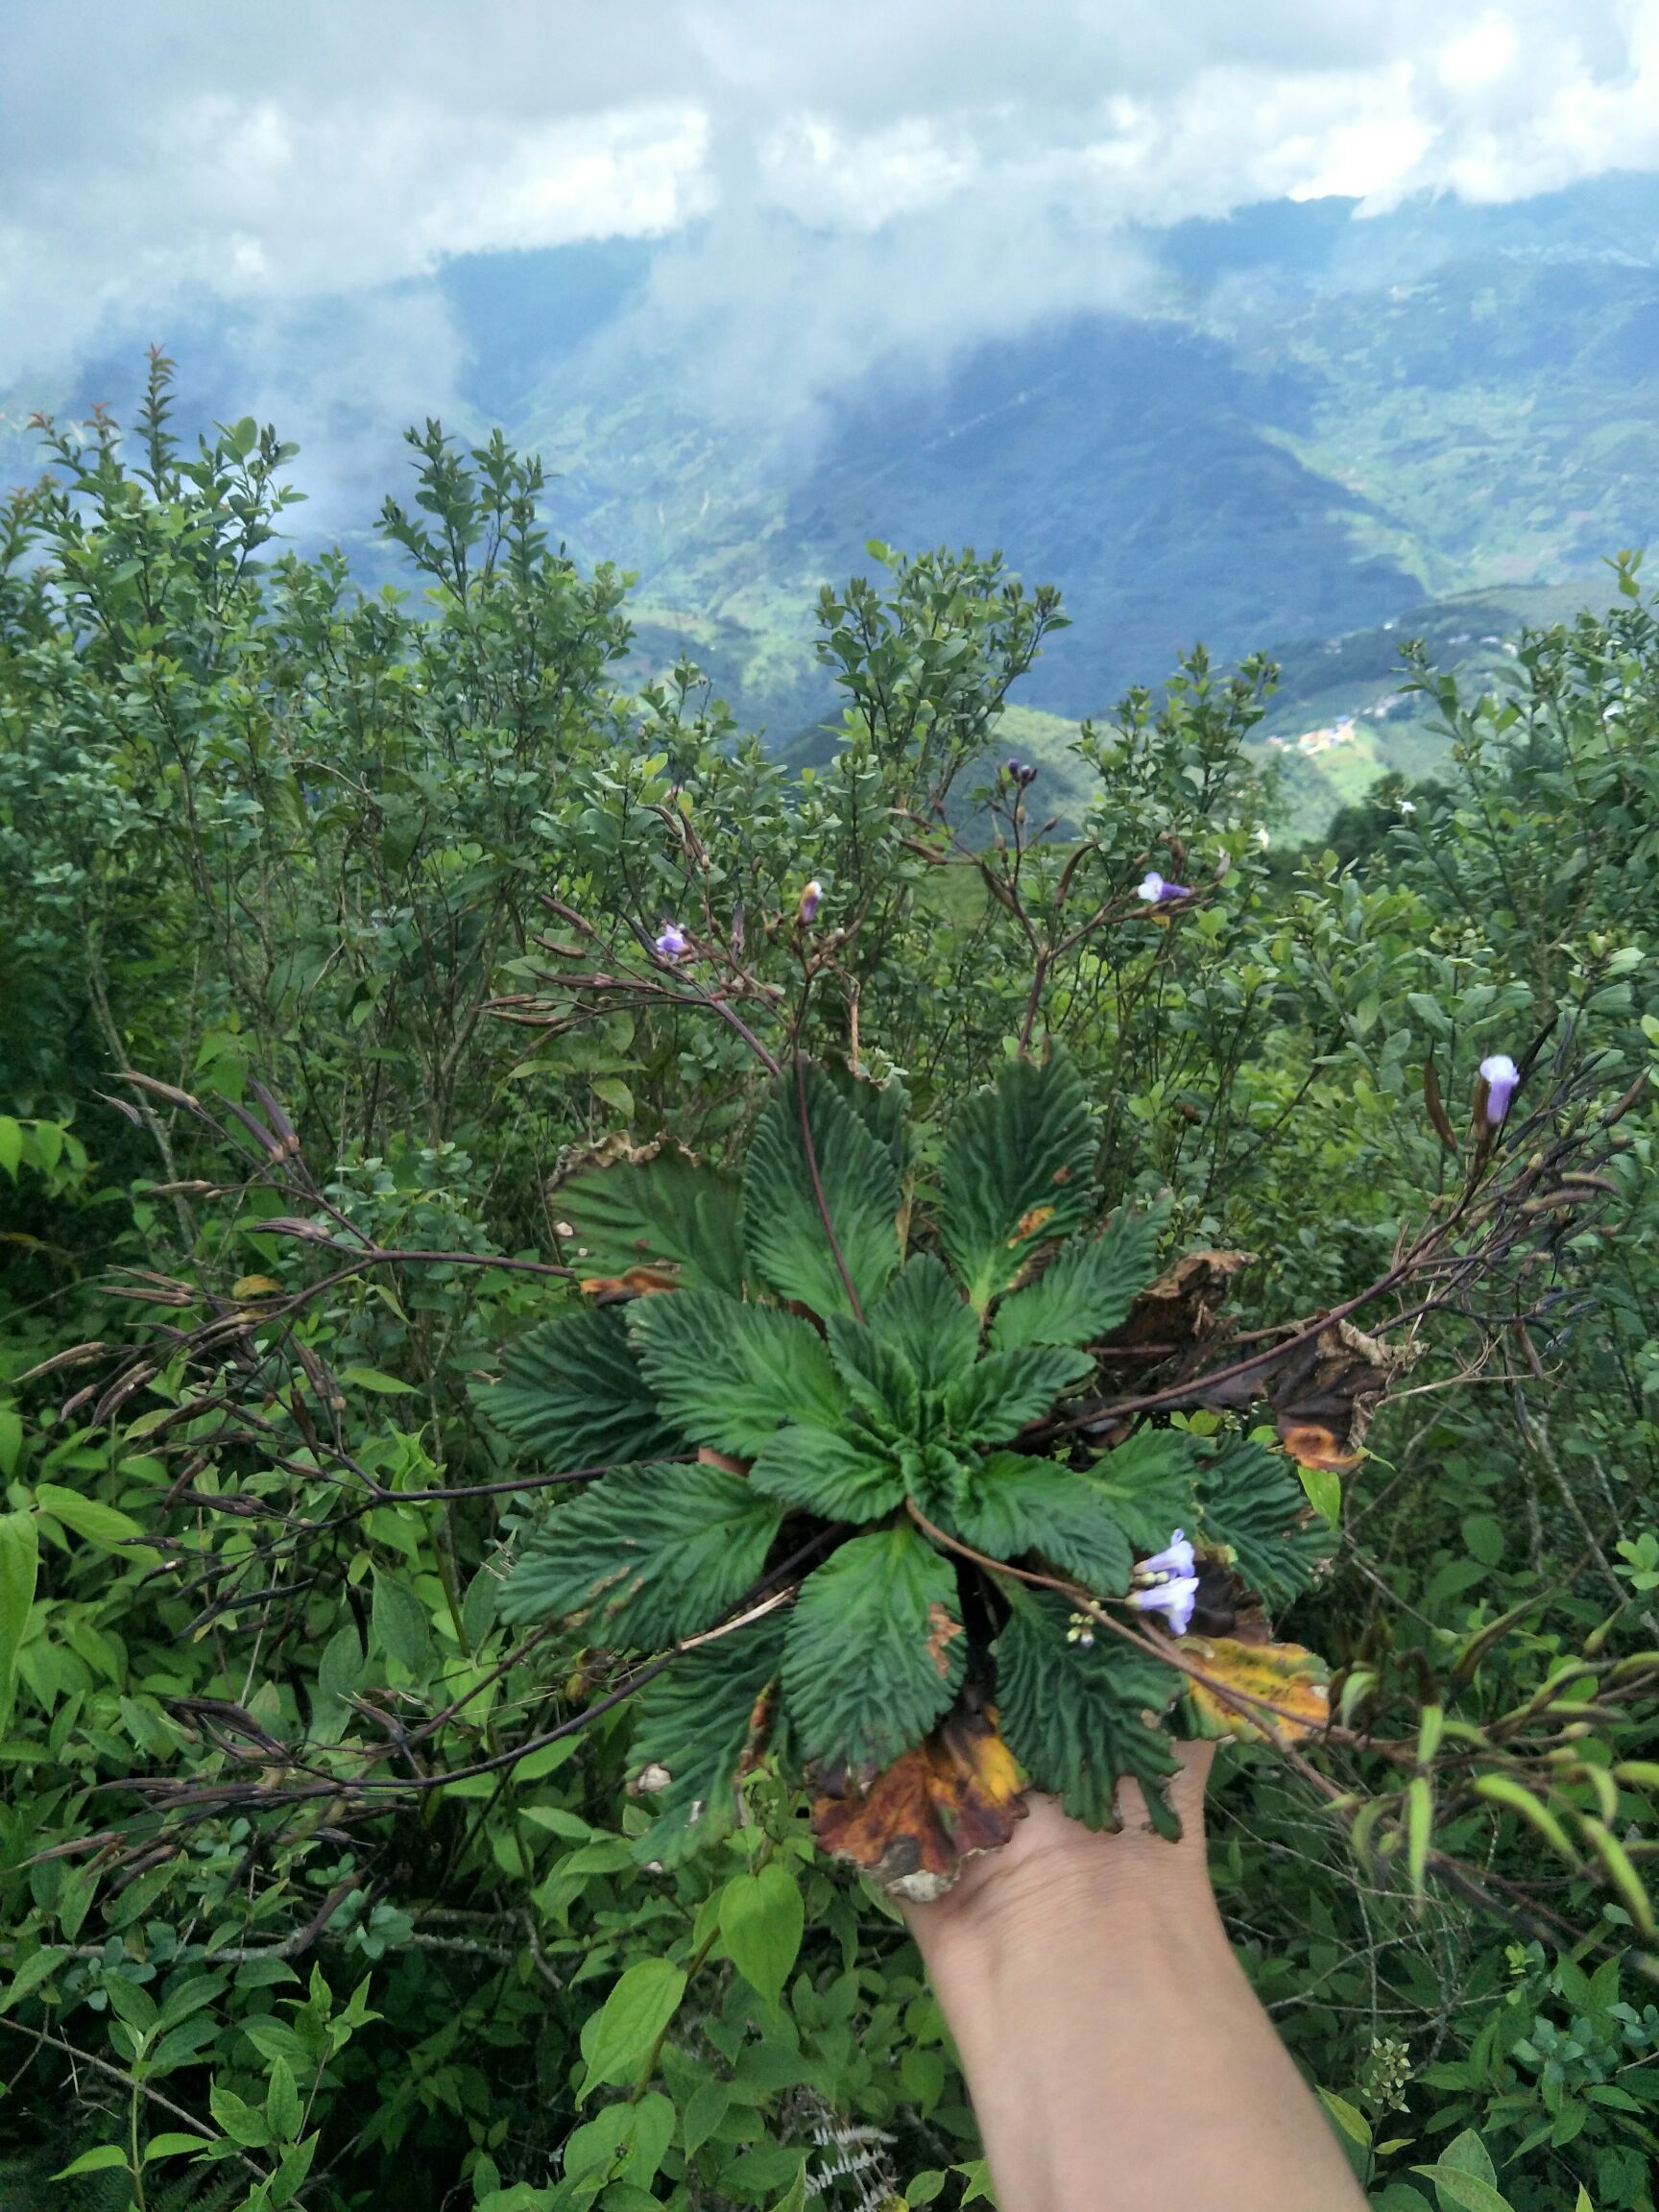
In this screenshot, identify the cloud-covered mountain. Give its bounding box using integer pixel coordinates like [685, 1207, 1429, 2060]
[7, 173, 1659, 745]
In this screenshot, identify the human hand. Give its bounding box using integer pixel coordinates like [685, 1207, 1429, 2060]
[904, 1739, 1218, 1957]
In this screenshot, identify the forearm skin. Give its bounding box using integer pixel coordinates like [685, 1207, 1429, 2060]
[906, 1765, 1368, 2212]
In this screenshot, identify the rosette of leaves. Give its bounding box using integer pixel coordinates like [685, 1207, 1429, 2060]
[480, 1051, 1330, 1886]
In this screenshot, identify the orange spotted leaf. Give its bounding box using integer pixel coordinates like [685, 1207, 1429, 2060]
[813, 1703, 1027, 1902]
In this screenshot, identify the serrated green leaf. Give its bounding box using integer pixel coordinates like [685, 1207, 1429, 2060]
[938, 1050, 1097, 1311]
[994, 1587, 1181, 1832]
[628, 1612, 787, 1863]
[782, 1526, 965, 1769]
[826, 1314, 920, 1436]
[629, 1287, 844, 1455]
[951, 1453, 1132, 1594]
[372, 1567, 432, 1675]
[1081, 1427, 1196, 1550]
[991, 1202, 1166, 1349]
[554, 1145, 747, 1295]
[824, 1063, 910, 1179]
[742, 1068, 900, 1318]
[1196, 1435, 1329, 1607]
[748, 1425, 905, 1523]
[866, 1254, 981, 1393]
[500, 1463, 782, 1644]
[480, 1305, 682, 1473]
[945, 1344, 1092, 1444]
[719, 1863, 804, 2011]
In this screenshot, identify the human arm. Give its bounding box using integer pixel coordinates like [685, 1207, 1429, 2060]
[904, 1746, 1368, 2212]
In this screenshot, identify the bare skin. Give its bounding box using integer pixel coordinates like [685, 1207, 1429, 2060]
[904, 1745, 1368, 2212]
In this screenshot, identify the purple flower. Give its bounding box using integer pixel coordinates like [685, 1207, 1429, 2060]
[1138, 1528, 1196, 1581]
[796, 878, 823, 926]
[1127, 1576, 1199, 1635]
[653, 922, 688, 962]
[1004, 758, 1039, 787]
[1137, 871, 1191, 903]
[1127, 1527, 1199, 1635]
[1479, 1053, 1519, 1127]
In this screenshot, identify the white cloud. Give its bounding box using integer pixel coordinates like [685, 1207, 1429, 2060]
[5, 0, 1659, 425]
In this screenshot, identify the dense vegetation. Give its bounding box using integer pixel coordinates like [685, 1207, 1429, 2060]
[2, 358, 1657, 2212]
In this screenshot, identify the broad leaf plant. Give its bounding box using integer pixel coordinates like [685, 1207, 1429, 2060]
[483, 1050, 1330, 1894]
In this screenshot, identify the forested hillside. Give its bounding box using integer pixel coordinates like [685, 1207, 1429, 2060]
[7, 176, 1659, 754]
[1, 366, 1657, 2212]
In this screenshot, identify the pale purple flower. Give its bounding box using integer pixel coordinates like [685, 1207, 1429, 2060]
[1137, 871, 1191, 903]
[796, 878, 823, 926]
[1138, 1528, 1196, 1581]
[653, 922, 688, 962]
[1127, 1527, 1199, 1635]
[1127, 1576, 1199, 1635]
[1479, 1053, 1519, 1126]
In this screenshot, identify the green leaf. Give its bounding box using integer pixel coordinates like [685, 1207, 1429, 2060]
[748, 1425, 904, 1523]
[580, 1959, 686, 2096]
[1438, 2129, 1498, 2186]
[991, 1202, 1166, 1349]
[338, 1365, 419, 1395]
[825, 1314, 920, 1436]
[719, 1863, 804, 2011]
[782, 1526, 965, 1770]
[34, 1482, 156, 1564]
[143, 2132, 215, 2161]
[866, 1255, 981, 1394]
[270, 2131, 319, 2206]
[938, 1050, 1097, 1311]
[372, 1567, 432, 1675]
[1411, 2166, 1514, 2212]
[945, 1345, 1092, 1444]
[683, 2077, 732, 2158]
[0, 1118, 19, 1178]
[994, 1587, 1181, 1832]
[500, 1463, 782, 1644]
[0, 1404, 22, 1478]
[479, 1306, 682, 1473]
[266, 2055, 302, 2141]
[764, 2154, 810, 2212]
[1196, 1435, 1329, 1607]
[0, 1508, 38, 1737]
[554, 1145, 747, 1296]
[316, 1623, 364, 1709]
[951, 1454, 1132, 1594]
[628, 1287, 845, 1455]
[628, 1611, 787, 1863]
[1081, 1427, 1196, 1550]
[52, 2145, 130, 2179]
[742, 1067, 900, 1318]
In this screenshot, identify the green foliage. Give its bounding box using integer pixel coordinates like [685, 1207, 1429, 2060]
[2, 367, 1656, 2212]
[498, 1463, 783, 1644]
[781, 1527, 966, 1771]
[937, 1049, 1098, 1311]
[741, 1069, 901, 1319]
[994, 1589, 1182, 1834]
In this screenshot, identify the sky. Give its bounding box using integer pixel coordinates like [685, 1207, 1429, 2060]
[5, 0, 1659, 491]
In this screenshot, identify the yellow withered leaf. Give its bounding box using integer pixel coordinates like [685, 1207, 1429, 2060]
[1184, 1636, 1330, 1746]
[231, 1275, 283, 1300]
